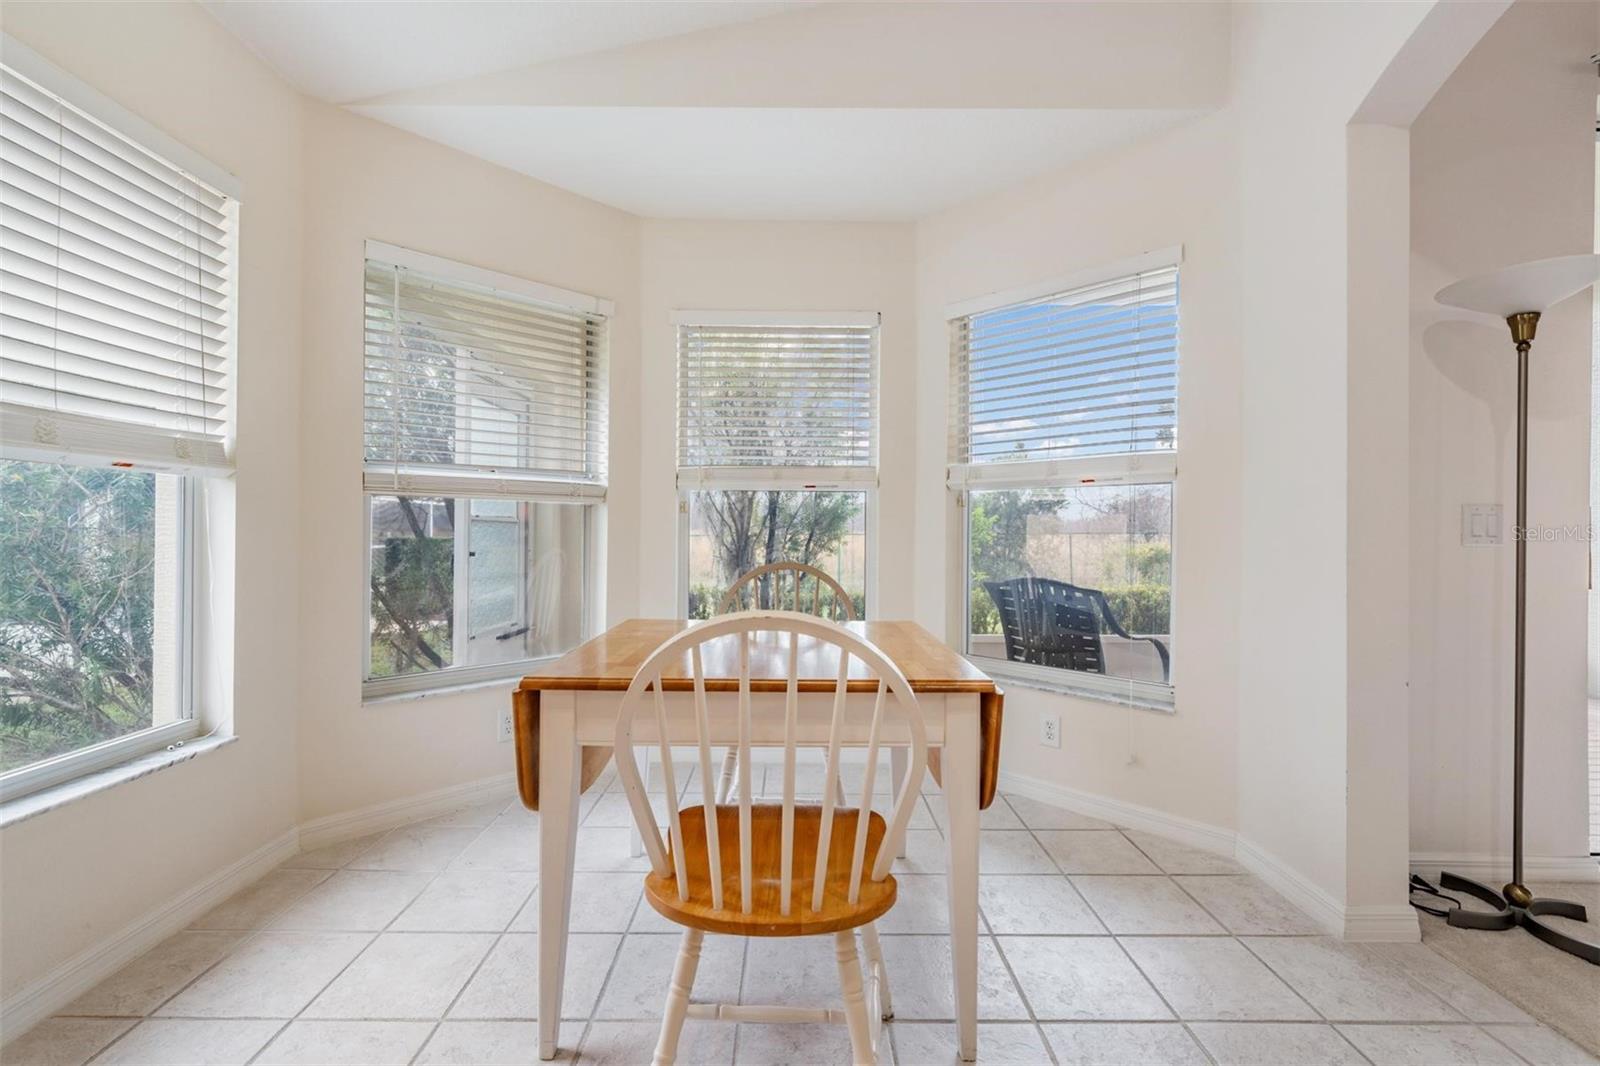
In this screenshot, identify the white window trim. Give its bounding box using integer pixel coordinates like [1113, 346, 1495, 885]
[0, 42, 228, 803]
[947, 253, 1182, 711]
[365, 240, 614, 319]
[673, 309, 880, 618]
[360, 495, 600, 701]
[0, 475, 204, 803]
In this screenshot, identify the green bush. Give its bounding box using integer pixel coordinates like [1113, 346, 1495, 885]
[1099, 583, 1170, 636]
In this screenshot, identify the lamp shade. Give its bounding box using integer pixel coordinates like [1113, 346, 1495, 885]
[1435, 254, 1600, 318]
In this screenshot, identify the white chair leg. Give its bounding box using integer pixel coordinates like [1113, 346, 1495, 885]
[653, 928, 704, 1066]
[834, 929, 876, 1066]
[859, 922, 892, 1020]
[889, 747, 909, 859]
[630, 746, 652, 858]
[716, 746, 739, 804]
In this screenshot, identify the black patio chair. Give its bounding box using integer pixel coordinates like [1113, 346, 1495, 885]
[982, 577, 1171, 683]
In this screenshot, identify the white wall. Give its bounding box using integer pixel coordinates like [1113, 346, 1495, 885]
[0, 0, 305, 1001]
[295, 103, 641, 823]
[1408, 0, 1598, 873]
[634, 220, 917, 617]
[912, 112, 1243, 831]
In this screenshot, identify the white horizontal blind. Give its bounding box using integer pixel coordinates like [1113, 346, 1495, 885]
[363, 258, 608, 498]
[676, 317, 878, 479]
[0, 63, 233, 471]
[950, 265, 1178, 471]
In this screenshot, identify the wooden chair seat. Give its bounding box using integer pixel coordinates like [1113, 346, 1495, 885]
[644, 804, 897, 937]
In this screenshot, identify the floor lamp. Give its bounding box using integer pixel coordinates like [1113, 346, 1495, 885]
[1435, 253, 1600, 966]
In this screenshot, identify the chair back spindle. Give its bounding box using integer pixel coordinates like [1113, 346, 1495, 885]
[612, 612, 926, 926]
[716, 562, 857, 621]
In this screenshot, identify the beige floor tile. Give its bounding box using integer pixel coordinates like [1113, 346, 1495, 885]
[876, 935, 1028, 1020]
[267, 870, 432, 931]
[1035, 832, 1160, 875]
[448, 825, 540, 873]
[582, 793, 671, 829]
[979, 875, 1104, 936]
[1123, 831, 1242, 875]
[893, 830, 955, 875]
[629, 896, 683, 933]
[532, 873, 642, 933]
[156, 932, 371, 1018]
[1072, 877, 1225, 935]
[1042, 1022, 1208, 1065]
[571, 828, 653, 873]
[1188, 1022, 1368, 1065]
[303, 932, 495, 1019]
[1173, 876, 1321, 935]
[61, 930, 244, 1017]
[1364, 943, 1533, 1024]
[1336, 1023, 1524, 1065]
[1242, 938, 1461, 1022]
[733, 1021, 853, 1064]
[417, 1020, 565, 1065]
[89, 1019, 281, 1065]
[347, 826, 484, 873]
[423, 798, 515, 828]
[1119, 937, 1316, 1020]
[979, 832, 1058, 874]
[283, 832, 386, 870]
[392, 871, 537, 932]
[997, 937, 1169, 1021]
[450, 933, 620, 1020]
[188, 868, 331, 930]
[0, 1017, 133, 1066]
[926, 795, 1024, 831]
[581, 1019, 734, 1065]
[599, 932, 744, 1019]
[1001, 794, 1117, 831]
[877, 874, 950, 934]
[1481, 1024, 1600, 1065]
[253, 1020, 435, 1065]
[739, 932, 839, 1009]
[891, 1021, 1050, 1064]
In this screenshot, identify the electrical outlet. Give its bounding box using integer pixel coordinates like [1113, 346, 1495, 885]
[496, 707, 513, 744]
[1039, 713, 1061, 749]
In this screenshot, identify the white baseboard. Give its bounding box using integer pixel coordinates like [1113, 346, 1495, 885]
[1000, 769, 1423, 943]
[297, 773, 517, 852]
[1410, 852, 1600, 884]
[1231, 834, 1346, 936]
[996, 769, 1236, 856]
[0, 827, 299, 1040]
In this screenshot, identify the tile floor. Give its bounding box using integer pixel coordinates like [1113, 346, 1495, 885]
[4, 762, 1595, 1066]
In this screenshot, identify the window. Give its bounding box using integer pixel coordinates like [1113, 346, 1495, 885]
[675, 312, 878, 618]
[362, 242, 609, 697]
[0, 41, 238, 798]
[948, 250, 1179, 705]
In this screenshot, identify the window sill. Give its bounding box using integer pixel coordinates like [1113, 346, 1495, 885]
[972, 659, 1176, 714]
[362, 670, 536, 706]
[0, 734, 236, 830]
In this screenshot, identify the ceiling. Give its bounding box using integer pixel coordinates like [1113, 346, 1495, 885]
[205, 1, 1225, 221]
[203, 1, 801, 103]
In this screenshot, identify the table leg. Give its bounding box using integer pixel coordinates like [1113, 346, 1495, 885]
[944, 695, 980, 1062]
[890, 746, 909, 859]
[538, 691, 581, 1060]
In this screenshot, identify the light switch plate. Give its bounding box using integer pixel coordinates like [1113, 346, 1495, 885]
[1461, 504, 1503, 546]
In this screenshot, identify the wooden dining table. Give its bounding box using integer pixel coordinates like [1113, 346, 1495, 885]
[511, 618, 1002, 1062]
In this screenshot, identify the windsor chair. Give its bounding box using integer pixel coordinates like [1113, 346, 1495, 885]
[633, 561, 860, 857]
[716, 560, 858, 620]
[613, 612, 927, 1065]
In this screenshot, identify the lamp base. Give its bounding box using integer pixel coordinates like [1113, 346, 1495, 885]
[1439, 871, 1600, 965]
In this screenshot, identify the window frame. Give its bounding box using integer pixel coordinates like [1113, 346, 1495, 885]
[358, 243, 611, 701]
[947, 249, 1182, 710]
[0, 472, 203, 803]
[672, 310, 881, 619]
[361, 492, 598, 700]
[0, 36, 234, 802]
